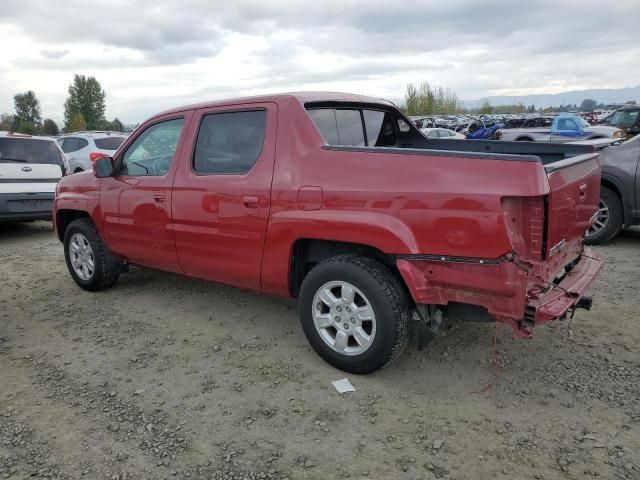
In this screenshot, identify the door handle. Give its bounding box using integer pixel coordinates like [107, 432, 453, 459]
[242, 195, 259, 208]
[153, 191, 166, 203]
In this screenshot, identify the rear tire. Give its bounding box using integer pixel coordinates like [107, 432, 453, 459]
[298, 255, 410, 374]
[586, 186, 623, 245]
[63, 218, 121, 291]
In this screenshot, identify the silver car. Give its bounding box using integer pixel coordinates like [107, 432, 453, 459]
[57, 131, 126, 173]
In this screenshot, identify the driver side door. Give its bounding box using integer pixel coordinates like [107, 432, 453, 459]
[99, 113, 192, 272]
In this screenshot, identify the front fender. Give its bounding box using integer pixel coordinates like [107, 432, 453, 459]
[53, 173, 103, 240]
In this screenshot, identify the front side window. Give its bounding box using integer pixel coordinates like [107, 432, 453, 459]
[121, 118, 184, 176]
[193, 110, 266, 174]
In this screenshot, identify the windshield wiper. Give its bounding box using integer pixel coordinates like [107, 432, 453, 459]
[0, 158, 28, 163]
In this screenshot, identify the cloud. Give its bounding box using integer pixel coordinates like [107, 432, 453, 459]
[39, 49, 69, 59]
[0, 0, 638, 122]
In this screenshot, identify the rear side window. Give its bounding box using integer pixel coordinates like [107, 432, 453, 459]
[307, 108, 397, 147]
[307, 109, 339, 144]
[335, 110, 365, 146]
[61, 137, 88, 153]
[94, 136, 125, 150]
[193, 110, 267, 174]
[0, 138, 64, 166]
[363, 110, 396, 146]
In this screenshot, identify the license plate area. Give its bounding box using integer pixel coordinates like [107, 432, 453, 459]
[8, 199, 53, 213]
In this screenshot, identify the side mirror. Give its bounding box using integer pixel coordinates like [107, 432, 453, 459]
[94, 156, 115, 178]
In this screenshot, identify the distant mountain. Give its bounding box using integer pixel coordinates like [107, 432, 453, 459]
[465, 85, 640, 109]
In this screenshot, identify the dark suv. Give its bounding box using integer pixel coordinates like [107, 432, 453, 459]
[586, 134, 640, 244]
[606, 106, 640, 140]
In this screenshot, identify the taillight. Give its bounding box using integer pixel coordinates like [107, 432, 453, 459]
[89, 152, 109, 162]
[501, 196, 546, 261]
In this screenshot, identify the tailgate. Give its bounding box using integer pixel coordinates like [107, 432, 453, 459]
[544, 152, 600, 271]
[0, 163, 62, 193]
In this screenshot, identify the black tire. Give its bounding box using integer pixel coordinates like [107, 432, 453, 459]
[63, 218, 121, 291]
[585, 186, 623, 245]
[298, 255, 411, 374]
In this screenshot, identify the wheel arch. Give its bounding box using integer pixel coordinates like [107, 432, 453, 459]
[55, 209, 92, 241]
[288, 238, 406, 299]
[600, 174, 631, 226]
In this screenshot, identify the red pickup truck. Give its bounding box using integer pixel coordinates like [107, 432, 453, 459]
[53, 92, 602, 373]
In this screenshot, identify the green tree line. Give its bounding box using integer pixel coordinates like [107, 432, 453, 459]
[0, 74, 124, 135]
[401, 82, 638, 116]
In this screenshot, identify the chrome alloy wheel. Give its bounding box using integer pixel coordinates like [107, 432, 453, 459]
[587, 199, 610, 237]
[312, 281, 376, 356]
[69, 233, 95, 281]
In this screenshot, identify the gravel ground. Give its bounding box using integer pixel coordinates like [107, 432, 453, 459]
[1, 221, 639, 480]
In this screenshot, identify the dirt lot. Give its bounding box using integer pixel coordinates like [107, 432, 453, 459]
[1, 221, 639, 480]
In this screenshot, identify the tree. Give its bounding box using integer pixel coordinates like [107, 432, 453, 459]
[42, 118, 60, 136]
[63, 74, 106, 130]
[0, 113, 15, 131]
[96, 117, 124, 131]
[68, 111, 87, 132]
[478, 99, 493, 114]
[403, 81, 462, 115]
[580, 99, 597, 112]
[13, 90, 42, 134]
[110, 117, 124, 132]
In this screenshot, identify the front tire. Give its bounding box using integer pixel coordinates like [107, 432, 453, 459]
[298, 255, 410, 374]
[64, 218, 121, 291]
[586, 186, 623, 245]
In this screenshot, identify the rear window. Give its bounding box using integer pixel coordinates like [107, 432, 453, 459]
[307, 108, 398, 147]
[0, 138, 64, 166]
[94, 136, 126, 150]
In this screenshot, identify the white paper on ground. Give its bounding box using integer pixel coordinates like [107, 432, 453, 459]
[331, 378, 355, 393]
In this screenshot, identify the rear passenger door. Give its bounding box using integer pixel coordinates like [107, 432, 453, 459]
[60, 137, 89, 171]
[171, 103, 277, 289]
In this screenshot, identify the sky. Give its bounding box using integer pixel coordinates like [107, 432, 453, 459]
[1, 0, 639, 124]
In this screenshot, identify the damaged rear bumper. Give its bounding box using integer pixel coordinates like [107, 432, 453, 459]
[527, 247, 602, 324]
[396, 248, 602, 338]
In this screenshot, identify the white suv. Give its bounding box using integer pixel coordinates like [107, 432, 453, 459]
[57, 131, 127, 173]
[0, 132, 68, 222]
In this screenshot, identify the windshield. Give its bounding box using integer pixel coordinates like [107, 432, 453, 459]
[610, 110, 639, 127]
[0, 138, 64, 165]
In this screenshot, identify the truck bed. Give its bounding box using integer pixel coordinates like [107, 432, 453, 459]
[420, 138, 595, 165]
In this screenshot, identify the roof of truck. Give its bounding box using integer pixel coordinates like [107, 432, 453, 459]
[155, 92, 395, 118]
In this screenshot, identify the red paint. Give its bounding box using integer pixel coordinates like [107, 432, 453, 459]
[53, 92, 602, 335]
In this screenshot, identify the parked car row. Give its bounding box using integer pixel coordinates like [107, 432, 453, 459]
[496, 115, 623, 143]
[57, 131, 127, 172]
[411, 113, 624, 141]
